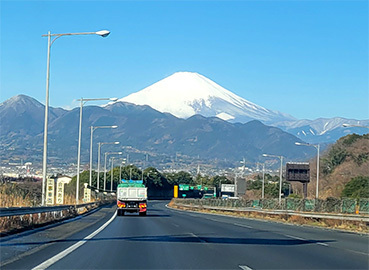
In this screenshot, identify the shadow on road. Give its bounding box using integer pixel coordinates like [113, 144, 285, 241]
[118, 214, 171, 218]
[1, 233, 334, 247]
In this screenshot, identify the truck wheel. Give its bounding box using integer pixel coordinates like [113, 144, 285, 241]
[139, 211, 147, 216]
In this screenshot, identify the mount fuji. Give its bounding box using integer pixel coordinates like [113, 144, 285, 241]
[118, 72, 368, 143]
[119, 72, 295, 124]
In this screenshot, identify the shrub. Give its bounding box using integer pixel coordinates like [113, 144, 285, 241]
[341, 176, 369, 199]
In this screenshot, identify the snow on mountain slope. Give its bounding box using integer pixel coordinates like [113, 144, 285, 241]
[116, 72, 367, 143]
[119, 72, 295, 123]
[273, 117, 369, 143]
[275, 118, 369, 136]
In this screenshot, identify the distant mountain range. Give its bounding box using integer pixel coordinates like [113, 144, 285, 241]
[0, 95, 315, 167]
[118, 72, 369, 143]
[1, 72, 367, 167]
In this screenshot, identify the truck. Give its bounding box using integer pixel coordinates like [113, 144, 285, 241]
[116, 180, 147, 216]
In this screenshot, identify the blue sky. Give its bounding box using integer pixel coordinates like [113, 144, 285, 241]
[1, 0, 368, 120]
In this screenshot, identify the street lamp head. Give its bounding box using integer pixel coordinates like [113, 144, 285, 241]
[109, 97, 118, 101]
[111, 125, 118, 129]
[342, 124, 350, 127]
[295, 142, 302, 145]
[114, 141, 120, 144]
[262, 154, 268, 157]
[95, 30, 110, 37]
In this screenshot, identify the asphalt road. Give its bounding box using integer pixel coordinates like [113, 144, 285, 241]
[1, 201, 368, 269]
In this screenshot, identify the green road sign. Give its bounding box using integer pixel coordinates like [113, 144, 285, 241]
[179, 184, 190, 191]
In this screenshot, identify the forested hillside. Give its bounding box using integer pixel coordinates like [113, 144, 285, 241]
[301, 133, 369, 198]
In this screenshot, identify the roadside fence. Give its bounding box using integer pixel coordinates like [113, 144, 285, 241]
[177, 197, 369, 215]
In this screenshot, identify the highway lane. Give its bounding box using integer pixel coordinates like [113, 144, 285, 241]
[2, 200, 368, 269]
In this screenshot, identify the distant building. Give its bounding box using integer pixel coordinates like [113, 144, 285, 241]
[56, 175, 72, 184]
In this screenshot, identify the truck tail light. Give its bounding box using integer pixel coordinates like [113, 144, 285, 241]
[139, 203, 147, 208]
[117, 201, 126, 208]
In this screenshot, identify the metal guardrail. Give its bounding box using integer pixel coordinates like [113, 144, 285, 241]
[173, 199, 369, 223]
[0, 202, 99, 217]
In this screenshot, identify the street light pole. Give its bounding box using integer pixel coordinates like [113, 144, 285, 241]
[41, 29, 110, 206]
[104, 153, 108, 190]
[104, 152, 122, 190]
[120, 159, 126, 180]
[110, 157, 115, 192]
[295, 142, 320, 199]
[317, 144, 320, 199]
[42, 31, 51, 206]
[97, 142, 101, 190]
[97, 141, 119, 190]
[263, 154, 283, 204]
[262, 163, 265, 199]
[75, 97, 117, 204]
[89, 125, 118, 187]
[279, 156, 283, 203]
[76, 98, 83, 204]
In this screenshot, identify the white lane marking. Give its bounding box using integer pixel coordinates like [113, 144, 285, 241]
[285, 234, 329, 247]
[239, 265, 253, 270]
[189, 233, 207, 243]
[284, 234, 306, 241]
[234, 223, 253, 229]
[32, 211, 117, 270]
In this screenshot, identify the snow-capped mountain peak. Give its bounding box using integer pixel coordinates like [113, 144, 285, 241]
[119, 72, 294, 123]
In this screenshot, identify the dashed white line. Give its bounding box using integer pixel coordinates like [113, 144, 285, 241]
[239, 265, 253, 270]
[285, 234, 329, 247]
[32, 211, 117, 270]
[284, 234, 306, 241]
[189, 233, 207, 243]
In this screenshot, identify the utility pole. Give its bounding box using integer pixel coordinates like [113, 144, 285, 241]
[262, 163, 265, 199]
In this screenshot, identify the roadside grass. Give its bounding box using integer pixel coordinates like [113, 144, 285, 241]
[0, 182, 41, 207]
[1, 182, 93, 235]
